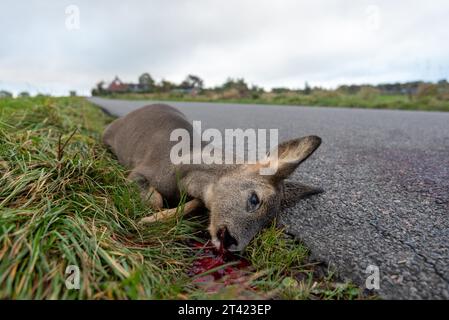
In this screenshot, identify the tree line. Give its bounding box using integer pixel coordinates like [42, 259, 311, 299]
[91, 72, 449, 99]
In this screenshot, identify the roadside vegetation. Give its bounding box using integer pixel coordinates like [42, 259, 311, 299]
[92, 74, 449, 112]
[0, 96, 363, 299]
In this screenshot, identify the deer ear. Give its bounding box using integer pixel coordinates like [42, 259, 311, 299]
[267, 135, 321, 181]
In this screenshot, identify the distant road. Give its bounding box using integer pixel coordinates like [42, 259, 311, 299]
[88, 97, 449, 299]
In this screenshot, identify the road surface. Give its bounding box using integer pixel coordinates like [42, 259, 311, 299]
[88, 97, 449, 299]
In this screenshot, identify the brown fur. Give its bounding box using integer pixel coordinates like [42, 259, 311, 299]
[103, 104, 322, 251]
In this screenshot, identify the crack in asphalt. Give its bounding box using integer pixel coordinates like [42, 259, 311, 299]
[369, 219, 449, 284]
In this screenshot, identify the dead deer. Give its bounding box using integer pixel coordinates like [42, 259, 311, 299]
[103, 104, 322, 251]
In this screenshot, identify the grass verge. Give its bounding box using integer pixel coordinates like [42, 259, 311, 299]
[104, 91, 449, 112]
[0, 96, 362, 299]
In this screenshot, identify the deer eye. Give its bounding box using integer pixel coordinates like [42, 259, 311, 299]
[247, 192, 261, 212]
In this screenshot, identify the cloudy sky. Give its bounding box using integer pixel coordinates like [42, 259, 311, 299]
[1, 0, 449, 96]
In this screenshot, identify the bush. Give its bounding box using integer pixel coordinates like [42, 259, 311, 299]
[357, 86, 381, 100]
[416, 83, 438, 99]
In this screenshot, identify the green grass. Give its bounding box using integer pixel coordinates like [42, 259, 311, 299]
[106, 90, 449, 112]
[0, 96, 363, 299]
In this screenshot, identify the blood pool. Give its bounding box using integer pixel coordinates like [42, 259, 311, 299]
[188, 240, 250, 287]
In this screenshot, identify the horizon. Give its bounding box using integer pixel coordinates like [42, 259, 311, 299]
[2, 76, 446, 98]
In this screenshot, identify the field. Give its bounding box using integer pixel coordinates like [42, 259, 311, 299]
[0, 97, 362, 299]
[106, 89, 449, 112]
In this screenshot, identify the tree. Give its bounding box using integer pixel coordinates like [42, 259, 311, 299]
[18, 91, 30, 98]
[159, 79, 175, 92]
[221, 78, 249, 93]
[180, 74, 204, 90]
[0, 90, 13, 98]
[97, 81, 105, 94]
[304, 82, 312, 95]
[91, 81, 105, 96]
[272, 87, 291, 94]
[138, 73, 155, 92]
[249, 84, 264, 99]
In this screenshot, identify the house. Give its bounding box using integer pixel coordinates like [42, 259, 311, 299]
[107, 76, 129, 93]
[106, 76, 149, 93]
[128, 83, 149, 93]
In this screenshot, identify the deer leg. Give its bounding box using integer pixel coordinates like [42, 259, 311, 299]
[128, 170, 163, 210]
[139, 198, 202, 224]
[143, 186, 164, 211]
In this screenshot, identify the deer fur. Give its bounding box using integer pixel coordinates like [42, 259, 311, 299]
[103, 104, 322, 251]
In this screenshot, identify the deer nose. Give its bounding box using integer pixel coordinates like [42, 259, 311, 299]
[217, 226, 238, 250]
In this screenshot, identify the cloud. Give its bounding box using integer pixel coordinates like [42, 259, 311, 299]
[0, 0, 448, 95]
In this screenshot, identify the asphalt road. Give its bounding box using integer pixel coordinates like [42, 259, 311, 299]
[88, 97, 449, 299]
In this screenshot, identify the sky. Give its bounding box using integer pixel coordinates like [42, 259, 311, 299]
[1, 0, 449, 96]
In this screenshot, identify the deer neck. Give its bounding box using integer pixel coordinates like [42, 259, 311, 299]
[179, 164, 237, 207]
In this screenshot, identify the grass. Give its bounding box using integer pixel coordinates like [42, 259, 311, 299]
[105, 89, 449, 112]
[0, 96, 363, 299]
